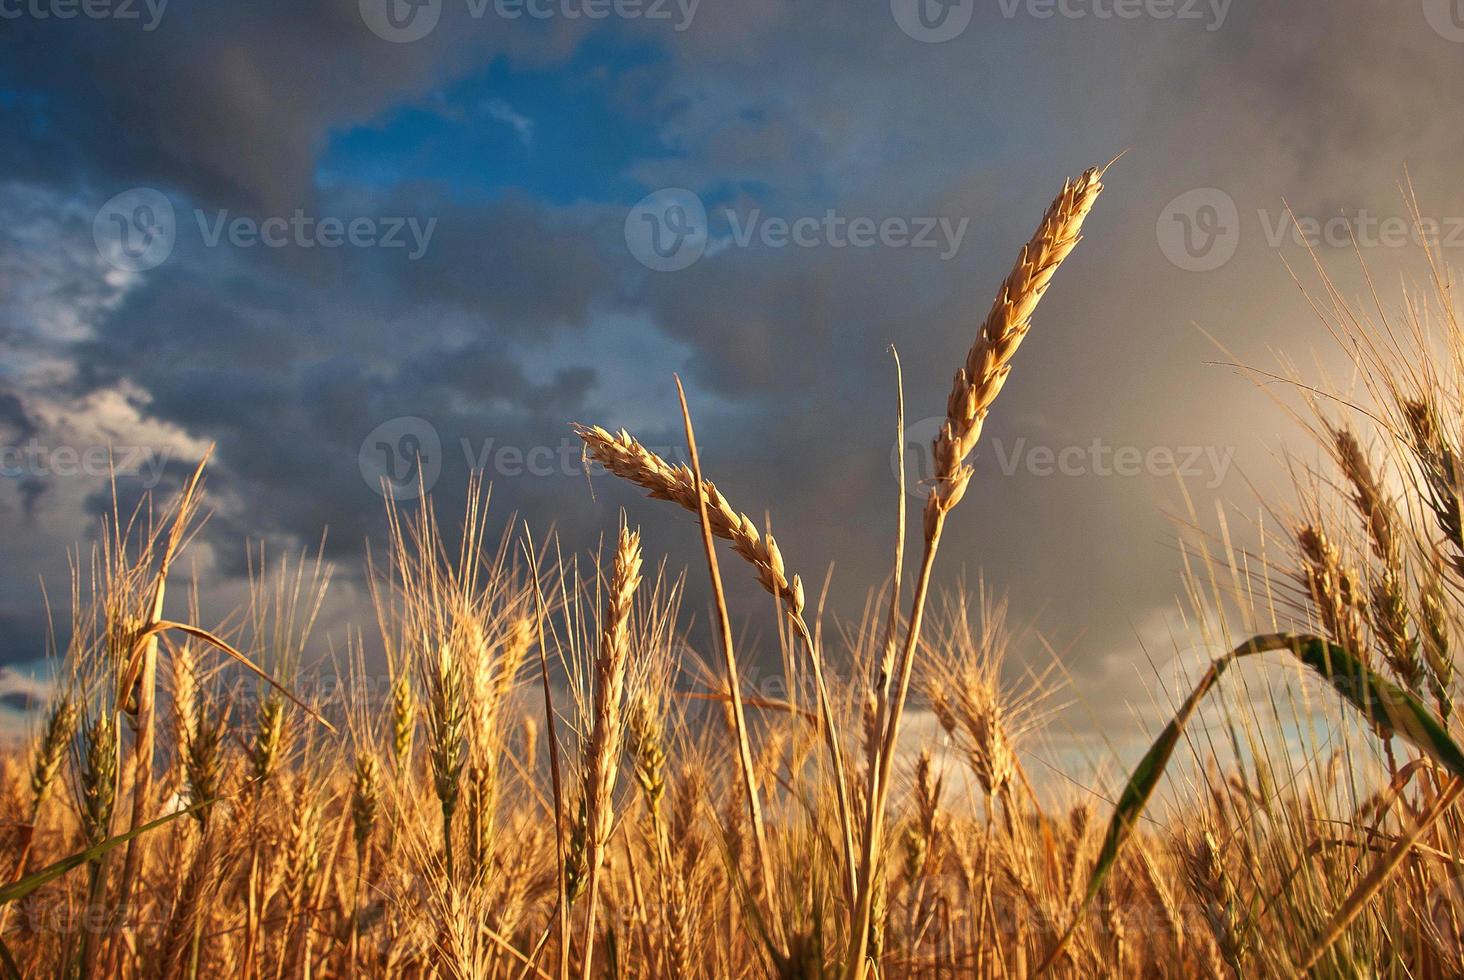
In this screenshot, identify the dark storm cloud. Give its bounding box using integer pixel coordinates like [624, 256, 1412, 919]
[0, 392, 38, 441]
[401, 339, 598, 413]
[0, 691, 34, 713]
[0, 0, 587, 210]
[0, 611, 51, 679]
[394, 192, 620, 334]
[9, 0, 1464, 756]
[57, 236, 606, 568]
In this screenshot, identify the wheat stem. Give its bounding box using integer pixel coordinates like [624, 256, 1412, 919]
[673, 375, 778, 926]
[850, 166, 1105, 979]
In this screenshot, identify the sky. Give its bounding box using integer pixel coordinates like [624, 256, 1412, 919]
[3, 0, 1464, 760]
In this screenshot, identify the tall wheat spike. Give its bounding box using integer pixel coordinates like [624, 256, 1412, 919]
[580, 522, 643, 980]
[851, 165, 1105, 980]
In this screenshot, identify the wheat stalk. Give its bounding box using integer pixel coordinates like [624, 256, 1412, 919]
[1421, 567, 1455, 719]
[1297, 524, 1371, 668]
[1183, 829, 1249, 976]
[1403, 397, 1464, 576]
[580, 522, 643, 980]
[575, 418, 858, 899]
[466, 614, 532, 878]
[848, 166, 1105, 979]
[389, 661, 415, 772]
[521, 527, 571, 980]
[167, 643, 198, 792]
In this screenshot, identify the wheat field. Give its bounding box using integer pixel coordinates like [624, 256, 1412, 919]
[6, 166, 1464, 979]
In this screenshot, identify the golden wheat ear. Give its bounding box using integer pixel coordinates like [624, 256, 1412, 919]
[927, 165, 1105, 526]
[850, 165, 1107, 980]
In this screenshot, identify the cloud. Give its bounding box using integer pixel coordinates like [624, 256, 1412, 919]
[485, 98, 535, 147]
[3, 0, 1462, 762]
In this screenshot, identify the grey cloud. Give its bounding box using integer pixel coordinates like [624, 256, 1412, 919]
[0, 1, 585, 211]
[6, 0, 1464, 763]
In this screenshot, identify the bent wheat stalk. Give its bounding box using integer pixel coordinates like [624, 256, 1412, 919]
[849, 165, 1105, 980]
[575, 418, 859, 899]
[1036, 631, 1464, 975]
[116, 454, 207, 911]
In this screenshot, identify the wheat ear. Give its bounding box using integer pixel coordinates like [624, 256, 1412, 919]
[851, 166, 1105, 980]
[580, 522, 643, 980]
[926, 167, 1105, 531]
[350, 750, 380, 977]
[572, 424, 805, 615]
[0, 694, 78, 935]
